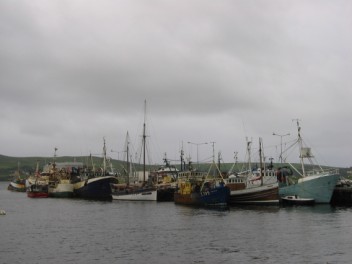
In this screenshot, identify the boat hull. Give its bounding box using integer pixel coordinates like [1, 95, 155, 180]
[27, 191, 49, 198]
[112, 188, 157, 201]
[49, 181, 74, 198]
[157, 187, 175, 202]
[331, 186, 352, 205]
[174, 192, 201, 206]
[27, 184, 49, 198]
[281, 196, 315, 206]
[279, 172, 339, 203]
[8, 181, 26, 192]
[174, 186, 230, 207]
[74, 176, 116, 200]
[228, 184, 279, 205]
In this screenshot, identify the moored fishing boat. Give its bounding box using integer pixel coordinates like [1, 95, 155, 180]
[112, 183, 157, 201]
[8, 178, 26, 192]
[174, 170, 230, 207]
[278, 120, 340, 203]
[26, 161, 49, 198]
[112, 102, 158, 201]
[226, 138, 279, 205]
[156, 183, 176, 202]
[7, 162, 26, 192]
[74, 175, 117, 200]
[49, 178, 74, 198]
[27, 183, 49, 198]
[46, 149, 75, 198]
[174, 154, 230, 208]
[151, 155, 178, 202]
[331, 178, 352, 205]
[74, 139, 118, 200]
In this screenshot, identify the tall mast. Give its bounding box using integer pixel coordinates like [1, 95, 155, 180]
[143, 99, 147, 183]
[294, 119, 306, 176]
[126, 131, 130, 185]
[180, 142, 184, 171]
[53, 147, 58, 171]
[89, 153, 95, 172]
[103, 137, 107, 175]
[16, 161, 20, 178]
[259, 138, 263, 186]
[246, 137, 252, 175]
[35, 160, 40, 176]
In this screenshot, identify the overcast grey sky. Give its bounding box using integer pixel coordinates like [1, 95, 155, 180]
[1, 0, 351, 168]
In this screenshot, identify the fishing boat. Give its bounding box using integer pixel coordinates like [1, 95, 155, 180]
[8, 178, 26, 192]
[73, 139, 118, 200]
[112, 183, 157, 201]
[7, 162, 26, 192]
[112, 101, 157, 201]
[27, 183, 49, 198]
[278, 120, 340, 203]
[281, 195, 315, 206]
[74, 175, 117, 200]
[151, 155, 178, 202]
[331, 178, 352, 205]
[26, 161, 49, 198]
[174, 147, 230, 208]
[47, 164, 75, 198]
[174, 170, 230, 207]
[226, 138, 279, 205]
[45, 148, 75, 198]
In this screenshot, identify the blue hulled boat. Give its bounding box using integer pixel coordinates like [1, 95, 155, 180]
[174, 164, 230, 208]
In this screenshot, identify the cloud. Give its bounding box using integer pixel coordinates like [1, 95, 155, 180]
[0, 0, 351, 167]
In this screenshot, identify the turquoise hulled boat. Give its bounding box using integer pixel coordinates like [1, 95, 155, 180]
[279, 169, 339, 203]
[278, 120, 340, 204]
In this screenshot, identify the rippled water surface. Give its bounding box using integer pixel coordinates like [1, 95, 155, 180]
[1, 182, 352, 264]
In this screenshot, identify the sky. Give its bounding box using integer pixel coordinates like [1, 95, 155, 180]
[1, 0, 351, 168]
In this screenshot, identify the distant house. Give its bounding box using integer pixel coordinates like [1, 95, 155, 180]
[43, 162, 84, 173]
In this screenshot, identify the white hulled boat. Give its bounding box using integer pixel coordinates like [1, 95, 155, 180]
[112, 101, 157, 201]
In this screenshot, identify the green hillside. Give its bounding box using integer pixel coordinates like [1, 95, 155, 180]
[0, 155, 125, 181]
[1, 154, 349, 181]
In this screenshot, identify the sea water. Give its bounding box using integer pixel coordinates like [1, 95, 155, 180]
[0, 181, 351, 264]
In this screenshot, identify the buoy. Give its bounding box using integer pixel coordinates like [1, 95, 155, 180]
[0, 210, 6, 215]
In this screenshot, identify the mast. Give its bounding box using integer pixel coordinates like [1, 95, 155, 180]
[126, 131, 130, 186]
[143, 99, 147, 183]
[259, 138, 263, 186]
[35, 160, 40, 185]
[180, 142, 184, 171]
[228, 152, 238, 175]
[103, 137, 107, 175]
[35, 160, 40, 176]
[53, 147, 58, 170]
[89, 153, 95, 172]
[246, 137, 252, 175]
[294, 119, 306, 177]
[16, 161, 21, 179]
[218, 152, 221, 170]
